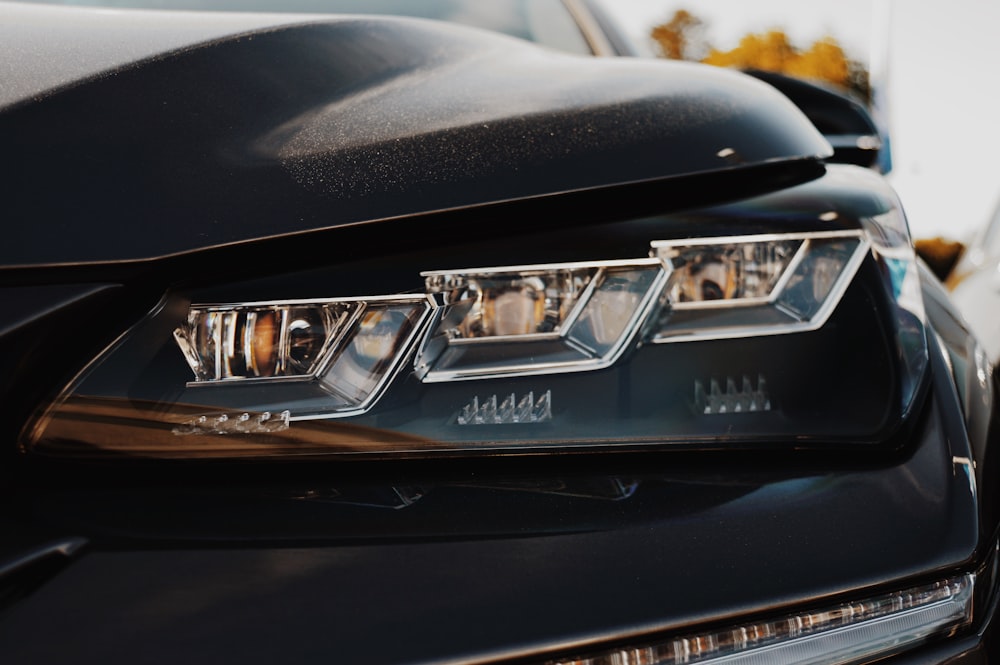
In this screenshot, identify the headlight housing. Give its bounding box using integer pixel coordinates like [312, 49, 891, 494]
[23, 198, 928, 460]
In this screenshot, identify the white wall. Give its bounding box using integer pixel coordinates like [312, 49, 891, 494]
[885, 0, 1000, 240]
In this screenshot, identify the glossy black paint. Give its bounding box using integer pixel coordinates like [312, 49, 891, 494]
[0, 358, 986, 664]
[744, 69, 883, 169]
[2, 11, 829, 268]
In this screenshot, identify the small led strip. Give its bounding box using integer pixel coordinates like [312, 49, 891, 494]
[547, 574, 973, 665]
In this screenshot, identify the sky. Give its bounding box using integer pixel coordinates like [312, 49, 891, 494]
[601, 0, 1000, 242]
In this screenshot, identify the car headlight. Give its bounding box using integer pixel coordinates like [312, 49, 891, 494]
[22, 210, 927, 460]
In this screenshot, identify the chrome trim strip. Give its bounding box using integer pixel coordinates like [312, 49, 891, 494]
[421, 257, 658, 279]
[650, 230, 865, 250]
[187, 293, 433, 310]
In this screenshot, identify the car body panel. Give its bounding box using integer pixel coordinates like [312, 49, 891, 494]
[0, 385, 982, 664]
[2, 6, 831, 268]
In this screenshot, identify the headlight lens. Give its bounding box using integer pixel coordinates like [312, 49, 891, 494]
[23, 218, 926, 459]
[171, 296, 433, 417]
[652, 232, 866, 341]
[418, 260, 667, 382]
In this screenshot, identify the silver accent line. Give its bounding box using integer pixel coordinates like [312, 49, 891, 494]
[421, 257, 656, 279]
[650, 229, 864, 249]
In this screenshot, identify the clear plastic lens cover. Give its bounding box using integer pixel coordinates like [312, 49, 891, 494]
[652, 232, 867, 342]
[174, 301, 359, 382]
[659, 236, 802, 304]
[423, 265, 596, 340]
[418, 261, 667, 382]
[24, 225, 927, 460]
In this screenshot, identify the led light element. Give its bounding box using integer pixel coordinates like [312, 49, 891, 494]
[171, 295, 434, 418]
[651, 231, 868, 342]
[172, 410, 291, 436]
[550, 574, 974, 665]
[423, 268, 594, 340]
[695, 376, 770, 415]
[665, 237, 801, 303]
[456, 390, 552, 425]
[419, 260, 667, 381]
[175, 302, 359, 382]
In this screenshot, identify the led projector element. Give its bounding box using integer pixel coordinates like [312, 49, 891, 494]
[549, 575, 974, 665]
[423, 268, 593, 339]
[175, 302, 358, 382]
[665, 238, 801, 303]
[418, 260, 668, 382]
[173, 296, 433, 417]
[652, 231, 868, 342]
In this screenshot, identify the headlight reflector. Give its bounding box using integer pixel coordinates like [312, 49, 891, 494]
[167, 295, 433, 418]
[174, 301, 358, 382]
[652, 232, 867, 342]
[418, 260, 667, 382]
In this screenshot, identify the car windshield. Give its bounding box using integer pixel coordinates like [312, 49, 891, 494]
[9, 0, 594, 54]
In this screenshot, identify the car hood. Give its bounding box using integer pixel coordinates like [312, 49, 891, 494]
[1, 4, 831, 268]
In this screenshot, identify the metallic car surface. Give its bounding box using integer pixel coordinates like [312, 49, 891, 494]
[3, 5, 829, 267]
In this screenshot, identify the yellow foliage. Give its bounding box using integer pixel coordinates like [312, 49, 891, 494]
[703, 29, 850, 89]
[785, 37, 850, 85]
[650, 9, 704, 60]
[651, 10, 858, 93]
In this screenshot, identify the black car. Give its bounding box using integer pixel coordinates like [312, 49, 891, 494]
[1, 2, 998, 664]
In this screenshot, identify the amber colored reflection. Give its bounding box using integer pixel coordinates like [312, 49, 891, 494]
[29, 395, 435, 459]
[249, 311, 278, 377]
